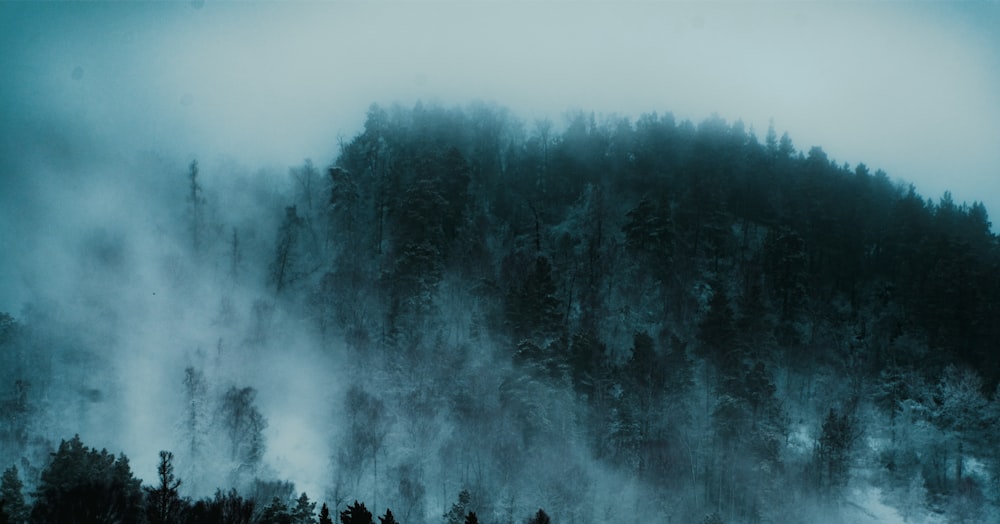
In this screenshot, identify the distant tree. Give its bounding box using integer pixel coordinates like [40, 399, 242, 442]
[228, 227, 243, 282]
[270, 206, 308, 294]
[701, 512, 724, 524]
[329, 166, 361, 252]
[814, 408, 855, 492]
[698, 281, 737, 368]
[933, 366, 989, 485]
[444, 489, 472, 524]
[187, 159, 206, 252]
[526, 509, 550, 524]
[505, 256, 563, 341]
[0, 466, 27, 524]
[622, 198, 673, 270]
[340, 501, 373, 524]
[220, 386, 267, 478]
[259, 497, 293, 524]
[378, 508, 398, 524]
[185, 489, 255, 524]
[145, 450, 184, 524]
[318, 503, 334, 524]
[29, 435, 144, 524]
[182, 366, 209, 492]
[0, 380, 30, 468]
[291, 493, 318, 524]
[337, 387, 390, 511]
[762, 227, 806, 321]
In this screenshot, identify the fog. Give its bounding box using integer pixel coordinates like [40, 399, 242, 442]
[2, 2, 999, 523]
[3, 2, 998, 204]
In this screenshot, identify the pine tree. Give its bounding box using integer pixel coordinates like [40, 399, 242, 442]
[444, 490, 472, 524]
[319, 503, 334, 524]
[702, 512, 724, 524]
[340, 501, 373, 524]
[29, 435, 144, 524]
[144, 451, 183, 524]
[0, 466, 27, 524]
[526, 509, 550, 524]
[187, 159, 206, 253]
[378, 508, 398, 524]
[291, 493, 317, 524]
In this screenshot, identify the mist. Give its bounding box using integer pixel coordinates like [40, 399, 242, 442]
[2, 2, 1000, 524]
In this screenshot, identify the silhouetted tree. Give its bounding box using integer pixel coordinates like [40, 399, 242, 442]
[378, 508, 398, 524]
[291, 493, 318, 524]
[145, 450, 184, 524]
[340, 501, 373, 524]
[29, 435, 144, 524]
[318, 503, 334, 524]
[814, 408, 855, 492]
[259, 497, 293, 524]
[444, 489, 472, 524]
[270, 206, 308, 293]
[187, 159, 206, 252]
[220, 386, 267, 478]
[0, 466, 27, 524]
[526, 509, 550, 524]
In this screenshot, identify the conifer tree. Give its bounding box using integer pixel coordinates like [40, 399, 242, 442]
[291, 493, 317, 524]
[144, 451, 183, 524]
[319, 503, 334, 524]
[526, 509, 550, 524]
[0, 466, 27, 524]
[340, 501, 373, 524]
[378, 508, 398, 524]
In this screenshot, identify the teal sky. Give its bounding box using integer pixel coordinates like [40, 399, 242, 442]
[2, 0, 999, 216]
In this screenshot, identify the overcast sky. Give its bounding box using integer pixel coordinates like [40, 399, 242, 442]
[2, 0, 999, 227]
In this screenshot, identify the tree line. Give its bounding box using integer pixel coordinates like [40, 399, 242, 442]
[3, 100, 1000, 522]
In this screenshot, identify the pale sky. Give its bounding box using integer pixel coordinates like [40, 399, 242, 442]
[2, 0, 999, 215]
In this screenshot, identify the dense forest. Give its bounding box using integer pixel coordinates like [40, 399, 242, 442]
[2, 101, 1000, 523]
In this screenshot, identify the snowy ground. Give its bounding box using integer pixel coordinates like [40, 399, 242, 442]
[844, 487, 942, 524]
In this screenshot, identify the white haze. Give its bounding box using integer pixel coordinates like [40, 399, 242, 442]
[1, 0, 998, 516]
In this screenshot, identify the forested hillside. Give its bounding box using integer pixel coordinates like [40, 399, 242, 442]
[2, 101, 999, 523]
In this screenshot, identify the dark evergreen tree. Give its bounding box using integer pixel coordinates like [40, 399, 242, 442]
[259, 497, 293, 524]
[702, 512, 724, 524]
[340, 501, 373, 524]
[0, 466, 27, 524]
[187, 159, 206, 253]
[318, 503, 334, 524]
[184, 489, 255, 524]
[444, 489, 472, 524]
[220, 386, 267, 478]
[623, 198, 674, 276]
[505, 256, 563, 341]
[291, 493, 318, 524]
[814, 408, 855, 492]
[145, 450, 184, 524]
[462, 511, 477, 524]
[698, 281, 737, 368]
[270, 205, 308, 293]
[378, 508, 398, 524]
[29, 435, 144, 524]
[526, 509, 550, 524]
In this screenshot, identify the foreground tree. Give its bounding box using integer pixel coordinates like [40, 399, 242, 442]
[341, 500, 373, 524]
[30, 435, 144, 524]
[145, 451, 184, 524]
[0, 466, 27, 524]
[319, 503, 334, 524]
